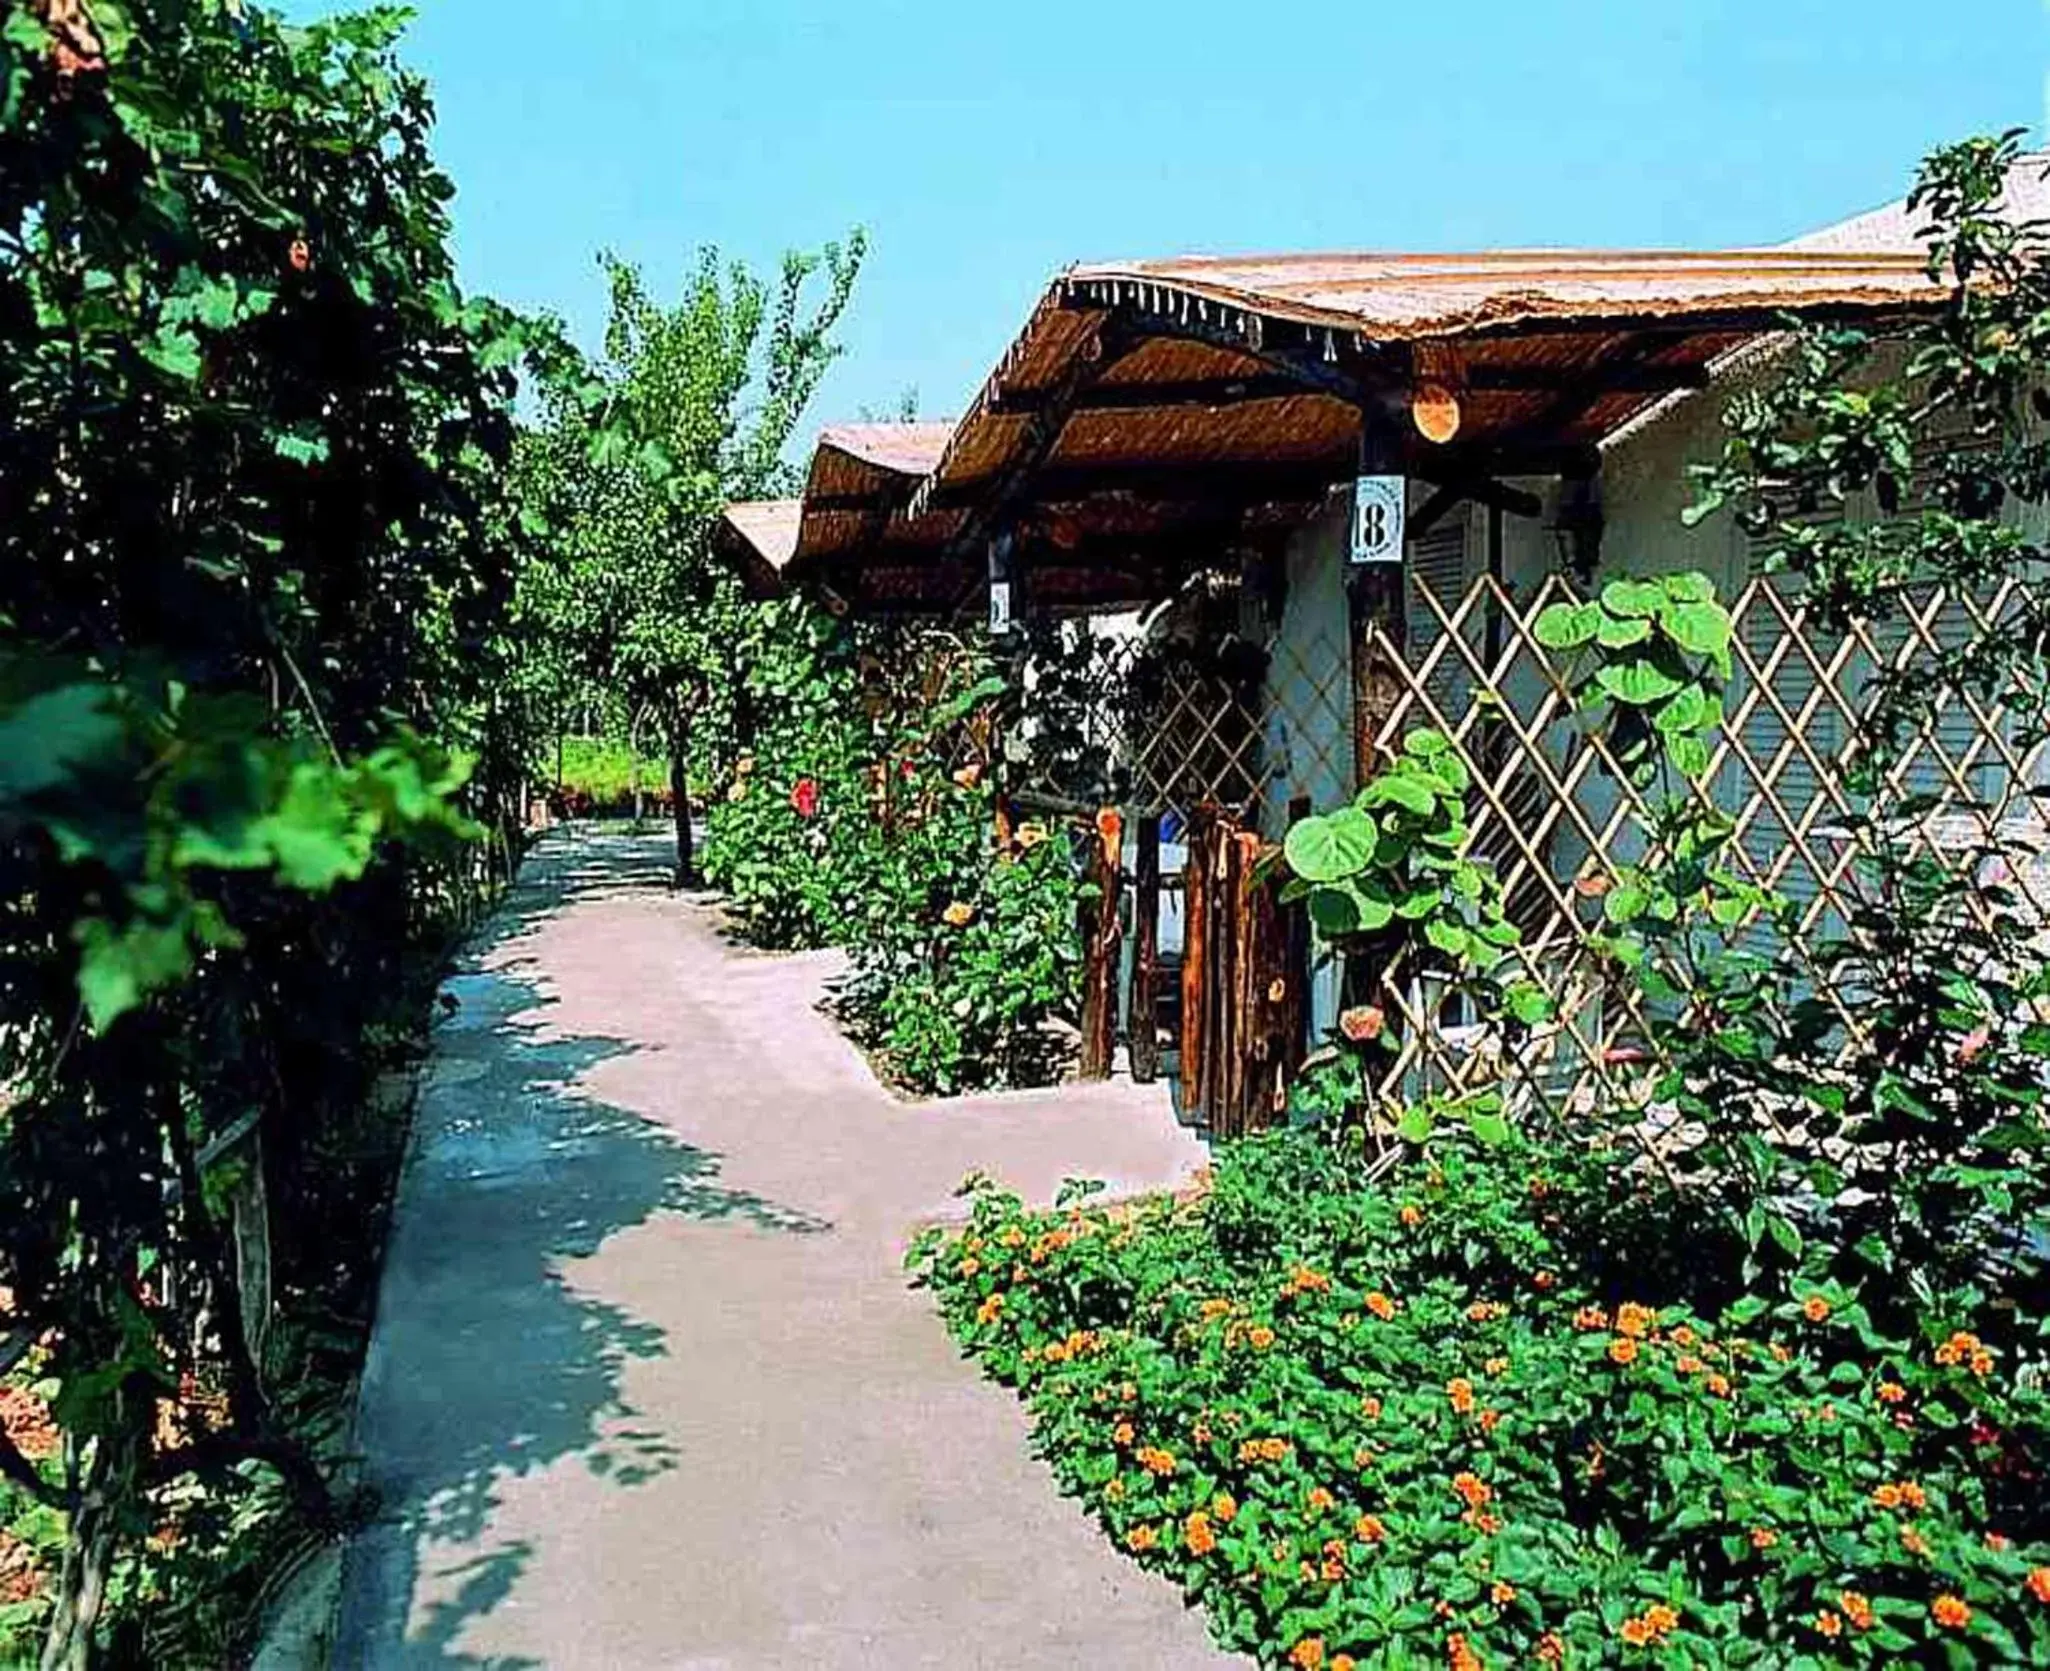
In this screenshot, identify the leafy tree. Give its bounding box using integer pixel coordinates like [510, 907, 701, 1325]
[522, 238, 865, 881]
[0, 1, 552, 1662]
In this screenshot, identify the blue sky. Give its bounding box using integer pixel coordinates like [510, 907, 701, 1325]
[390, 0, 2046, 436]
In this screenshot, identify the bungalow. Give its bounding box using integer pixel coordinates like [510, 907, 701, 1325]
[720, 162, 2050, 1138]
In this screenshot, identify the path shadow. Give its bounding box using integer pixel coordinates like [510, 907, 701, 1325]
[334, 833, 829, 1670]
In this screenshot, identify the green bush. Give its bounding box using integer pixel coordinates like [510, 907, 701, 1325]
[840, 819, 1084, 1095]
[553, 736, 672, 815]
[911, 1132, 2050, 1669]
[704, 603, 1086, 1093]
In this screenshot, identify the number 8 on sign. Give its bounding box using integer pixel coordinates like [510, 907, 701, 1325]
[1351, 476, 1406, 565]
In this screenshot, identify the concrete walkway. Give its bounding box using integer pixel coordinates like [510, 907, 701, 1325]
[334, 829, 1239, 1669]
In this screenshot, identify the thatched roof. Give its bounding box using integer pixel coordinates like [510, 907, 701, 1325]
[1789, 151, 2050, 254]
[763, 244, 1950, 613]
[715, 499, 803, 597]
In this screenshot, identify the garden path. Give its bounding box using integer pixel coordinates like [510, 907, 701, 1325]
[333, 827, 1238, 1669]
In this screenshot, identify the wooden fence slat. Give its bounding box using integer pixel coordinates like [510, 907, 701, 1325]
[1078, 809, 1123, 1081]
[1179, 810, 1212, 1121]
[1129, 814, 1162, 1085]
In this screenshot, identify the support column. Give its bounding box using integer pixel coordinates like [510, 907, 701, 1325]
[1347, 414, 1409, 788]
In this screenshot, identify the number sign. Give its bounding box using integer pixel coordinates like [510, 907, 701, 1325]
[1350, 475, 1407, 565]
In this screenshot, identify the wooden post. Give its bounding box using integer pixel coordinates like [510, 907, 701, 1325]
[1179, 811, 1212, 1123]
[1347, 415, 1410, 789]
[1128, 815, 1162, 1085]
[1078, 808, 1123, 1081]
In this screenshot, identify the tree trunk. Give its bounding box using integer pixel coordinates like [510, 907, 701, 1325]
[41, 1404, 135, 1671]
[668, 701, 697, 889]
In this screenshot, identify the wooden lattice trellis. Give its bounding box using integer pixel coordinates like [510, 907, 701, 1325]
[1342, 566, 2050, 1156]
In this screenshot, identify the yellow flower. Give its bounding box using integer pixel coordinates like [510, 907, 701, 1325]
[1365, 1292, 1398, 1321]
[942, 901, 976, 928]
[1183, 1511, 1216, 1555]
[1802, 1295, 1832, 1323]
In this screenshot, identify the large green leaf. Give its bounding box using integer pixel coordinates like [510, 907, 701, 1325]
[1595, 659, 1686, 706]
[1533, 601, 1602, 650]
[1285, 807, 1378, 883]
[1659, 598, 1734, 658]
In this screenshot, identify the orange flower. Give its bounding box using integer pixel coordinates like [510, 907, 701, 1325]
[1136, 1446, 1177, 1477]
[1484, 1356, 1509, 1377]
[1332, 1659, 1357, 1671]
[1533, 1270, 1558, 1292]
[1534, 1633, 1565, 1665]
[1491, 1580, 1517, 1605]
[1618, 1618, 1654, 1648]
[1478, 1409, 1501, 1434]
[1814, 1610, 1843, 1639]
[975, 1293, 1005, 1326]
[1608, 1337, 1639, 1366]
[1705, 1373, 1732, 1398]
[1750, 1526, 1778, 1551]
[1901, 1524, 1931, 1558]
[1675, 1355, 1705, 1375]
[1935, 1330, 1983, 1368]
[942, 901, 977, 928]
[1360, 1396, 1384, 1420]
[1104, 1479, 1125, 1502]
[1970, 1349, 1996, 1378]
[1249, 1326, 1277, 1351]
[1644, 1606, 1679, 1636]
[1212, 1493, 1238, 1523]
[1986, 1534, 2011, 1553]
[1670, 1325, 1697, 1348]
[1872, 1483, 1904, 1510]
[1448, 1378, 1477, 1414]
[1840, 1592, 1875, 1631]
[1615, 1302, 1657, 1339]
[1200, 1298, 1233, 1321]
[1400, 1204, 1424, 1228]
[1354, 1514, 1387, 1545]
[1183, 1511, 1217, 1556]
[1877, 1381, 1907, 1404]
[1451, 1472, 1492, 1509]
[1573, 1305, 1610, 1332]
[1802, 1295, 1832, 1323]
[1468, 1301, 1507, 1323]
[1289, 1638, 1326, 1669]
[1339, 1006, 1386, 1044]
[1125, 1524, 1157, 1553]
[1447, 1633, 1483, 1671]
[1931, 1594, 1972, 1631]
[2026, 1567, 2050, 1604]
[1113, 1422, 1135, 1447]
[1307, 1487, 1337, 1513]
[1366, 1292, 1398, 1321]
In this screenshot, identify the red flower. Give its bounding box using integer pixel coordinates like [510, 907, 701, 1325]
[791, 778, 821, 819]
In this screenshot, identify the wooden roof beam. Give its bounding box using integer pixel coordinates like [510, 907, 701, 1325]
[1465, 363, 1710, 393]
[992, 373, 1326, 417]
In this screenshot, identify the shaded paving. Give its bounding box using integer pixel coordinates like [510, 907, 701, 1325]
[335, 828, 1236, 1669]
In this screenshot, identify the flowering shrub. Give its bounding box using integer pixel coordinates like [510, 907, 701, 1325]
[839, 817, 1084, 1095]
[910, 1133, 2050, 1667]
[704, 602, 1086, 1092]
